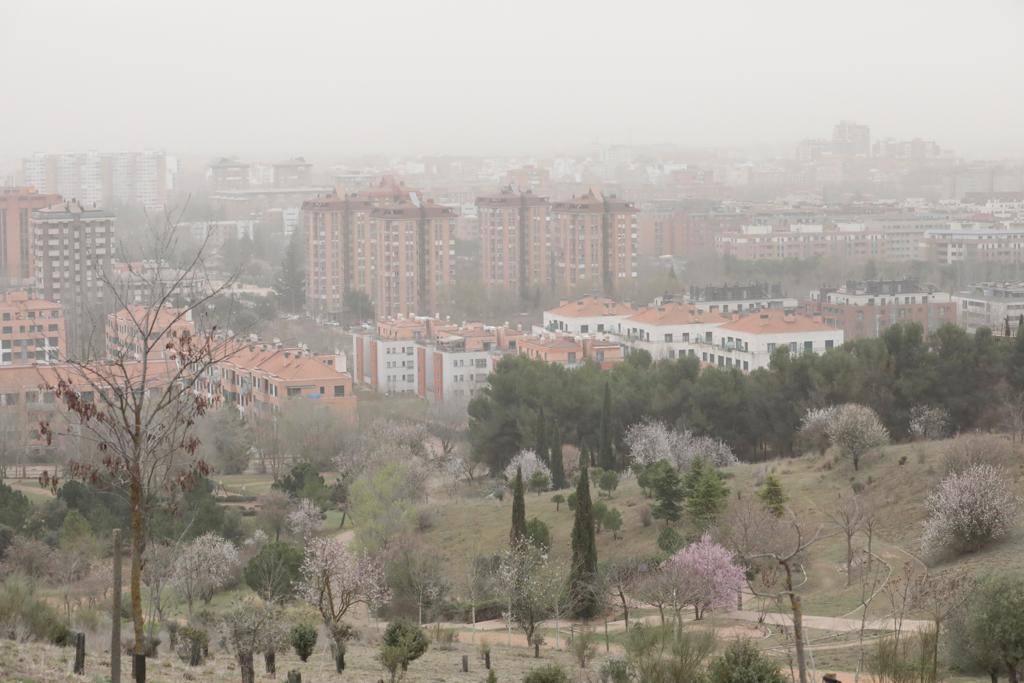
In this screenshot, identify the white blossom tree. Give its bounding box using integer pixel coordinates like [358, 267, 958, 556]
[171, 533, 239, 620]
[797, 406, 837, 455]
[298, 536, 389, 673]
[825, 404, 889, 470]
[922, 464, 1020, 558]
[287, 498, 323, 541]
[222, 600, 287, 683]
[909, 405, 950, 441]
[504, 449, 551, 483]
[626, 421, 737, 471]
[496, 541, 562, 656]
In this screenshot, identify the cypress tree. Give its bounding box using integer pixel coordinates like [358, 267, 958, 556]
[598, 382, 616, 471]
[535, 407, 549, 466]
[569, 453, 599, 618]
[757, 473, 788, 517]
[510, 466, 527, 546]
[549, 422, 566, 490]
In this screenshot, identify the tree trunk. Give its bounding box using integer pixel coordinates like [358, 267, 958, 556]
[130, 478, 146, 682]
[1008, 663, 1019, 683]
[845, 536, 854, 588]
[73, 632, 86, 674]
[331, 640, 346, 673]
[618, 589, 629, 632]
[695, 604, 701, 621]
[111, 529, 122, 683]
[786, 567, 808, 683]
[238, 652, 255, 683]
[534, 642, 540, 658]
[265, 650, 276, 677]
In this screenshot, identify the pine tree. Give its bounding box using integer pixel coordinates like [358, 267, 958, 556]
[686, 465, 729, 530]
[569, 453, 599, 618]
[598, 382, 616, 471]
[535, 407, 549, 466]
[277, 227, 306, 313]
[757, 473, 788, 517]
[651, 465, 685, 524]
[510, 466, 527, 546]
[549, 422, 566, 490]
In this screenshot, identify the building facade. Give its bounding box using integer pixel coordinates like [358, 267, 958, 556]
[0, 187, 61, 284]
[476, 187, 551, 300]
[105, 305, 195, 360]
[23, 151, 168, 210]
[0, 291, 65, 366]
[954, 282, 1024, 334]
[550, 189, 639, 295]
[808, 279, 956, 341]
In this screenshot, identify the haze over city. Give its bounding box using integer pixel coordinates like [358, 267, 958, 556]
[5, 3, 1024, 683]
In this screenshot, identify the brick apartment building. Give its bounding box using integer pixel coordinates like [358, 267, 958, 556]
[303, 178, 456, 321]
[550, 189, 639, 296]
[31, 199, 116, 357]
[105, 305, 195, 360]
[808, 279, 956, 341]
[476, 186, 551, 300]
[0, 291, 65, 366]
[0, 187, 61, 284]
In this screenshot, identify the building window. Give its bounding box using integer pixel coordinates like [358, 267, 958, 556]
[333, 385, 345, 397]
[825, 339, 834, 350]
[664, 333, 673, 342]
[287, 387, 301, 397]
[580, 325, 589, 333]
[804, 341, 813, 353]
[567, 352, 576, 364]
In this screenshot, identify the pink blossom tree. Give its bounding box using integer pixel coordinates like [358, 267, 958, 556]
[663, 534, 745, 620]
[922, 463, 1020, 558]
[287, 498, 322, 541]
[298, 537, 389, 673]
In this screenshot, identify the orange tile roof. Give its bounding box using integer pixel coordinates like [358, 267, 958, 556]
[719, 309, 832, 334]
[627, 303, 730, 326]
[548, 296, 636, 318]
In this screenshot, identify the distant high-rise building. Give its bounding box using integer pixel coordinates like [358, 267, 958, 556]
[550, 189, 639, 296]
[303, 178, 456, 320]
[0, 291, 66, 366]
[476, 187, 551, 301]
[273, 158, 313, 188]
[21, 151, 168, 210]
[832, 121, 871, 157]
[0, 187, 61, 284]
[31, 200, 116, 357]
[207, 158, 251, 192]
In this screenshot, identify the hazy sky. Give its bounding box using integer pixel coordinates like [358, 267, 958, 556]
[2, 0, 1022, 161]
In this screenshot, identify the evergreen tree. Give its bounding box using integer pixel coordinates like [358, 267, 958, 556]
[651, 465, 685, 524]
[757, 473, 788, 517]
[549, 422, 566, 490]
[569, 453, 599, 618]
[277, 227, 306, 313]
[510, 466, 527, 546]
[598, 382, 616, 471]
[535, 407, 549, 466]
[686, 465, 729, 530]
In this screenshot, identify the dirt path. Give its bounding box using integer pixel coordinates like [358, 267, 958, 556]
[726, 609, 930, 634]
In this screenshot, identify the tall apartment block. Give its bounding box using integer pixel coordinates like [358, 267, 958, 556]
[476, 187, 551, 301]
[22, 151, 169, 210]
[0, 187, 62, 284]
[550, 189, 639, 296]
[31, 200, 116, 357]
[303, 179, 456, 321]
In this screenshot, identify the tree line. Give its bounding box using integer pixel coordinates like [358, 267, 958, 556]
[469, 322, 1024, 471]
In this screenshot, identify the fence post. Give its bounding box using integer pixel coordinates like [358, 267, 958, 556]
[462, 654, 469, 672]
[111, 528, 121, 683]
[605, 621, 609, 653]
[73, 632, 86, 674]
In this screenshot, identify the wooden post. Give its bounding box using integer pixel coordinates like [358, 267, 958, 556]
[264, 651, 276, 677]
[605, 621, 609, 653]
[132, 654, 145, 683]
[286, 671, 301, 683]
[462, 654, 469, 672]
[73, 632, 86, 674]
[534, 642, 540, 658]
[484, 651, 491, 670]
[111, 529, 122, 683]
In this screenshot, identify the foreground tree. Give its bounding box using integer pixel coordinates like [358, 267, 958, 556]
[244, 541, 303, 604]
[298, 537, 389, 673]
[825, 403, 890, 470]
[921, 464, 1020, 558]
[498, 541, 562, 656]
[961, 573, 1024, 683]
[379, 619, 429, 682]
[223, 601, 286, 683]
[664, 534, 745, 621]
[39, 221, 236, 680]
[172, 533, 239, 620]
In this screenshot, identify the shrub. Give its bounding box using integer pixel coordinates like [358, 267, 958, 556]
[175, 625, 209, 665]
[523, 663, 570, 683]
[525, 518, 551, 551]
[0, 574, 70, 644]
[639, 505, 653, 527]
[599, 658, 631, 683]
[551, 494, 565, 511]
[598, 470, 619, 497]
[943, 433, 1016, 475]
[380, 619, 429, 680]
[485, 670, 498, 683]
[571, 629, 598, 668]
[921, 464, 1020, 558]
[708, 639, 785, 683]
[431, 624, 458, 650]
[624, 624, 715, 683]
[657, 526, 684, 555]
[290, 623, 318, 662]
[567, 492, 578, 511]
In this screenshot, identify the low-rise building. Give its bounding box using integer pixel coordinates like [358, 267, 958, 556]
[517, 334, 623, 369]
[0, 291, 65, 366]
[105, 305, 195, 359]
[695, 309, 843, 372]
[542, 296, 637, 335]
[618, 303, 730, 361]
[808, 279, 956, 340]
[954, 282, 1024, 334]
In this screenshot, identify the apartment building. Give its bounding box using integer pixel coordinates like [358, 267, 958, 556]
[208, 158, 251, 191]
[31, 200, 116, 356]
[686, 283, 798, 313]
[0, 291, 65, 366]
[23, 151, 168, 210]
[303, 179, 456, 320]
[518, 334, 623, 369]
[695, 309, 843, 372]
[105, 305, 195, 359]
[199, 340, 356, 422]
[542, 296, 637, 335]
[954, 282, 1024, 334]
[550, 189, 639, 295]
[0, 187, 62, 284]
[923, 226, 1024, 265]
[808, 279, 956, 341]
[476, 187, 551, 299]
[618, 303, 730, 361]
[273, 158, 313, 188]
[637, 201, 689, 257]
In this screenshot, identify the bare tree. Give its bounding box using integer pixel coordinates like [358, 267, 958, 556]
[722, 497, 833, 683]
[825, 493, 866, 587]
[39, 217, 238, 680]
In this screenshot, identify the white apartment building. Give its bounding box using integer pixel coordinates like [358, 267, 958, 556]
[541, 296, 637, 335]
[618, 304, 730, 360]
[953, 282, 1024, 334]
[692, 309, 843, 372]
